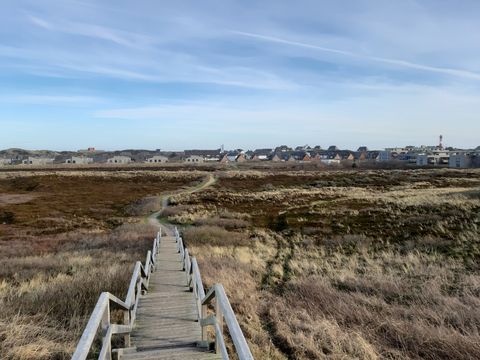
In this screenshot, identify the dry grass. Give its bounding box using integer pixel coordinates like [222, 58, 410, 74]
[0, 223, 156, 359]
[180, 168, 480, 359]
[183, 225, 249, 247]
[2, 168, 479, 359]
[0, 170, 201, 359]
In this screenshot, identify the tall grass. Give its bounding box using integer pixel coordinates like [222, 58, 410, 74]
[0, 224, 156, 360]
[180, 168, 480, 359]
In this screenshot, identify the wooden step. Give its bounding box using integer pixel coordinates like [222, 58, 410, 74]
[119, 346, 222, 360]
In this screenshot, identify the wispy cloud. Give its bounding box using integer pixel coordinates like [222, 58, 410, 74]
[232, 31, 480, 81]
[27, 15, 154, 49]
[0, 94, 104, 105]
[1, 1, 480, 149]
[27, 15, 52, 30]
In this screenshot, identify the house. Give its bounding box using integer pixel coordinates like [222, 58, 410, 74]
[295, 145, 312, 151]
[315, 151, 341, 161]
[355, 149, 377, 162]
[449, 152, 472, 168]
[398, 151, 419, 163]
[107, 156, 132, 164]
[366, 151, 380, 161]
[272, 153, 290, 162]
[251, 149, 273, 161]
[220, 152, 245, 163]
[337, 151, 355, 161]
[416, 151, 449, 166]
[290, 151, 311, 162]
[354, 151, 367, 161]
[184, 149, 222, 162]
[274, 145, 292, 153]
[416, 154, 434, 166]
[312, 152, 341, 165]
[244, 150, 254, 160]
[66, 156, 93, 164]
[378, 151, 393, 162]
[473, 153, 480, 168]
[22, 157, 54, 165]
[184, 155, 205, 163]
[0, 158, 12, 166]
[145, 155, 169, 163]
[236, 153, 246, 162]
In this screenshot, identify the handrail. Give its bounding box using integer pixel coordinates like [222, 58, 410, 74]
[71, 230, 161, 360]
[174, 227, 254, 360]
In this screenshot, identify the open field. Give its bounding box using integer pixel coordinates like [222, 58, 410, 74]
[1, 167, 479, 359]
[0, 170, 202, 359]
[169, 168, 480, 359]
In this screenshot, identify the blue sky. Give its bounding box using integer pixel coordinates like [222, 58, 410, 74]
[1, 0, 479, 151]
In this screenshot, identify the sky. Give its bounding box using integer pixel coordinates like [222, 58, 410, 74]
[1, 0, 479, 151]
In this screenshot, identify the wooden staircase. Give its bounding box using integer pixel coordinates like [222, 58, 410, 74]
[71, 226, 253, 360]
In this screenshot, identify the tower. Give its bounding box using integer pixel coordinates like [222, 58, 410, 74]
[439, 135, 443, 150]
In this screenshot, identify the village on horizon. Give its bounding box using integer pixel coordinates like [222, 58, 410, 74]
[1, 136, 480, 169]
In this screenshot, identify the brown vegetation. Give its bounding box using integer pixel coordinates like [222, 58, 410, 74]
[179, 168, 480, 359]
[0, 170, 201, 359]
[2, 167, 479, 359]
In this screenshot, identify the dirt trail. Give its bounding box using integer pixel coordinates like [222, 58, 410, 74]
[147, 173, 216, 228]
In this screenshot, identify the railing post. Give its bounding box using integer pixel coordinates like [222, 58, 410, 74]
[123, 310, 131, 347]
[201, 302, 209, 345]
[101, 301, 112, 360]
[215, 293, 223, 354]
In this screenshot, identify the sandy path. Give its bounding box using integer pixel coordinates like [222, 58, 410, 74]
[147, 173, 216, 229]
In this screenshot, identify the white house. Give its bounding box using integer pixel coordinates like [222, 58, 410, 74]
[107, 156, 132, 164]
[0, 158, 12, 166]
[184, 155, 204, 163]
[378, 151, 392, 162]
[22, 157, 54, 165]
[145, 155, 169, 163]
[416, 151, 449, 166]
[66, 156, 93, 164]
[449, 153, 472, 168]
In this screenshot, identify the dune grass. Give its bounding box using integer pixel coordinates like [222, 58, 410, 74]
[179, 168, 480, 359]
[0, 170, 202, 359]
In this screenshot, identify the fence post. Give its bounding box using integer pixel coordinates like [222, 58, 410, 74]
[124, 310, 131, 347]
[215, 291, 223, 354]
[202, 302, 209, 345]
[101, 299, 111, 360]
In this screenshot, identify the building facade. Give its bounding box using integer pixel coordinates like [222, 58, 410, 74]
[449, 153, 472, 168]
[66, 156, 94, 164]
[184, 155, 204, 163]
[0, 158, 12, 166]
[22, 157, 54, 165]
[107, 156, 132, 164]
[145, 155, 169, 163]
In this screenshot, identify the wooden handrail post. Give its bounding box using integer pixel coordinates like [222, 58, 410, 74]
[215, 290, 224, 354]
[201, 302, 208, 345]
[101, 301, 112, 360]
[123, 310, 131, 347]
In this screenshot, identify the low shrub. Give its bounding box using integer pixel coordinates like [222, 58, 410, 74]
[183, 225, 249, 247]
[194, 217, 248, 230]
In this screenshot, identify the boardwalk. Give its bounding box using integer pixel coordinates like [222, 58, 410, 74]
[72, 221, 253, 360]
[122, 228, 220, 359]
